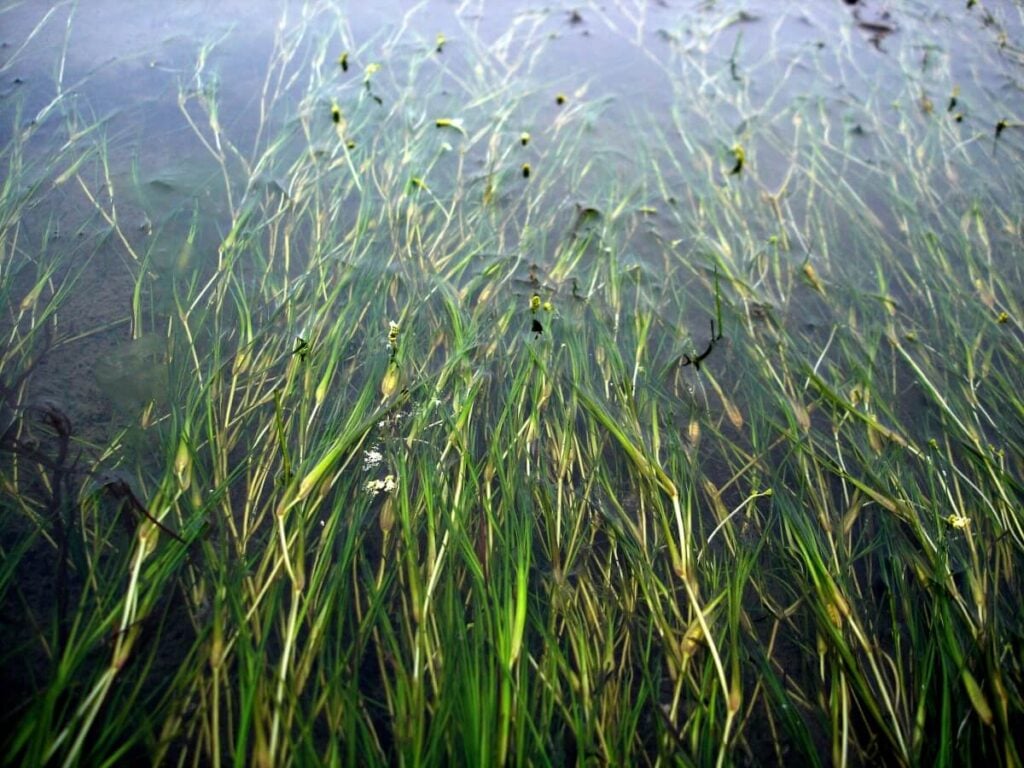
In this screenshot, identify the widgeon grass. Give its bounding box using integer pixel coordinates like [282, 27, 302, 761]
[2, 1, 1023, 766]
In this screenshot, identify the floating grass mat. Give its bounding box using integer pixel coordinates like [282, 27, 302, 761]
[1, 1, 1023, 765]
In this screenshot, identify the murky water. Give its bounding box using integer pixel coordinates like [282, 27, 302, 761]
[5, 1, 1020, 273]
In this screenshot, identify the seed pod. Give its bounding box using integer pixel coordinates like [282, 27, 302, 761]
[174, 435, 192, 491]
[962, 670, 994, 726]
[729, 144, 745, 175]
[803, 262, 825, 294]
[680, 620, 704, 658]
[381, 360, 401, 399]
[379, 497, 395, 533]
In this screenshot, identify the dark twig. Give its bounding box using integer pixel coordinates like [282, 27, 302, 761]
[680, 319, 724, 371]
[101, 478, 188, 545]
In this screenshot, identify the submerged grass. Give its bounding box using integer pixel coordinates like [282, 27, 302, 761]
[1, 1, 1023, 766]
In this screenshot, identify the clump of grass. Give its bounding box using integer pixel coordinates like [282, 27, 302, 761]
[2, 2, 1023, 766]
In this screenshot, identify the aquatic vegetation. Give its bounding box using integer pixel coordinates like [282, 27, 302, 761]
[1, 1, 1022, 766]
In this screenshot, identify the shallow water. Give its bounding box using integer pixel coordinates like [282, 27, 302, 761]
[3, 9, 1016, 312]
[2, 1, 1023, 764]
